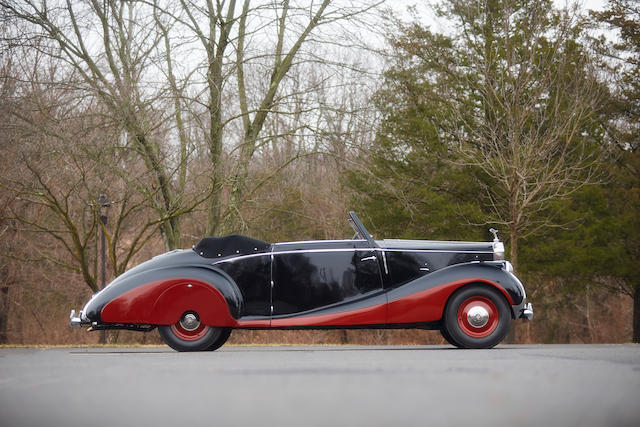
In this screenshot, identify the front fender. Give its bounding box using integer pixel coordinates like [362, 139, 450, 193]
[386, 261, 525, 324]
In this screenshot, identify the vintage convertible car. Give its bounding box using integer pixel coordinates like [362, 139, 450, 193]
[70, 212, 533, 351]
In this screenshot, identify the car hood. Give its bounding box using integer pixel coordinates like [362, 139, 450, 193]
[377, 239, 493, 252]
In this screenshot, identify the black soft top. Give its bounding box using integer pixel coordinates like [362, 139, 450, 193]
[193, 234, 271, 258]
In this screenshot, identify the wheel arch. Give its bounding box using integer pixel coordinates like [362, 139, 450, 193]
[386, 262, 522, 324]
[100, 266, 243, 325]
[442, 280, 515, 321]
[148, 279, 236, 326]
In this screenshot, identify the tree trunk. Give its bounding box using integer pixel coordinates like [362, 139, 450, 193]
[133, 132, 180, 250]
[204, 1, 237, 237]
[205, 79, 225, 236]
[215, 0, 331, 234]
[0, 261, 7, 343]
[340, 330, 349, 344]
[0, 285, 9, 344]
[633, 285, 640, 343]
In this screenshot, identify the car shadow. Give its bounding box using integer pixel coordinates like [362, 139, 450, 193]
[69, 349, 172, 354]
[220, 345, 500, 352]
[69, 345, 519, 354]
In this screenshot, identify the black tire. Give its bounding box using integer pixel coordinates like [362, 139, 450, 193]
[158, 311, 231, 352]
[205, 327, 232, 351]
[442, 285, 511, 349]
[439, 325, 462, 348]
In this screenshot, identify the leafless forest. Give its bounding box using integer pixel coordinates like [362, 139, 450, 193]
[0, 0, 637, 346]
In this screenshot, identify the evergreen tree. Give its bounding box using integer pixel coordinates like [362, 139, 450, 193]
[593, 0, 640, 342]
[350, 21, 486, 241]
[351, 0, 610, 343]
[355, 0, 605, 271]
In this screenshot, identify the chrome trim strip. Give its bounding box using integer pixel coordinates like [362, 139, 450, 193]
[380, 239, 488, 245]
[277, 239, 359, 244]
[274, 248, 365, 253]
[212, 248, 373, 265]
[212, 247, 493, 265]
[379, 249, 493, 254]
[381, 250, 389, 275]
[211, 252, 272, 265]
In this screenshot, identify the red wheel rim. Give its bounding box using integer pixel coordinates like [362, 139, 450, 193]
[457, 296, 499, 338]
[170, 313, 208, 341]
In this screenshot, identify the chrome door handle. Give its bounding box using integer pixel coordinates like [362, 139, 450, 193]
[360, 256, 377, 262]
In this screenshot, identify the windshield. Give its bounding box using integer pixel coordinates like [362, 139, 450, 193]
[348, 217, 365, 240]
[347, 211, 378, 247]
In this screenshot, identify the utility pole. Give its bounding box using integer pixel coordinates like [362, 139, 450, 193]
[97, 194, 110, 344]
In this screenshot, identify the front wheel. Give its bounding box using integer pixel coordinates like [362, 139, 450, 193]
[158, 311, 231, 352]
[442, 285, 511, 349]
[439, 325, 462, 348]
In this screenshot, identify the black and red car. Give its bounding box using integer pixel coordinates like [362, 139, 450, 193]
[70, 212, 533, 350]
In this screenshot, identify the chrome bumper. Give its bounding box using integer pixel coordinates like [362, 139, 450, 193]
[69, 309, 89, 328]
[521, 303, 534, 321]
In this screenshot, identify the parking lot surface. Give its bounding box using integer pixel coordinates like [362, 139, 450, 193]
[1, 344, 639, 427]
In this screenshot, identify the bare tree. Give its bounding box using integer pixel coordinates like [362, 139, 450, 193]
[242, 54, 381, 240]
[0, 0, 203, 250]
[153, 0, 385, 235]
[3, 0, 386, 248]
[0, 46, 181, 294]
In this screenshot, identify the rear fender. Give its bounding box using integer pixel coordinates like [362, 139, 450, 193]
[148, 280, 236, 326]
[100, 267, 242, 326]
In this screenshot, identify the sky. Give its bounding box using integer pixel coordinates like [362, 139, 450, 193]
[382, 0, 614, 46]
[388, 0, 610, 27]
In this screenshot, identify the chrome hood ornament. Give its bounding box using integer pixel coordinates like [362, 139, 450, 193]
[489, 228, 505, 260]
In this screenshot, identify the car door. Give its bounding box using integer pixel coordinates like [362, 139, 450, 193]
[213, 254, 272, 317]
[270, 240, 384, 318]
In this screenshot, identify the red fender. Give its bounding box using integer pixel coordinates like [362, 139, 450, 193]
[148, 280, 236, 326]
[101, 279, 236, 326]
[386, 278, 514, 325]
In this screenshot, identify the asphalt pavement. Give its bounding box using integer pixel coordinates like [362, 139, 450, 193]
[1, 344, 639, 427]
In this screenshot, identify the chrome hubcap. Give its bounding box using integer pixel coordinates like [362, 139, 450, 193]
[467, 306, 489, 328]
[179, 313, 200, 331]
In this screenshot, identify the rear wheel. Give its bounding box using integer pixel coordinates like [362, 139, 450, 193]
[206, 327, 232, 351]
[443, 285, 511, 349]
[158, 311, 231, 352]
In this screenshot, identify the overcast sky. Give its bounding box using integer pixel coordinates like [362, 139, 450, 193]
[382, 0, 613, 46]
[388, 0, 609, 27]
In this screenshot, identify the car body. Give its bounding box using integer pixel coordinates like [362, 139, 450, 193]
[70, 212, 533, 350]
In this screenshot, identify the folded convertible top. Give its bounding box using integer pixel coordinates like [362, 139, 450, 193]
[193, 234, 271, 258]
